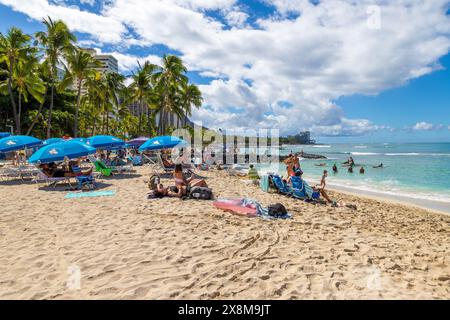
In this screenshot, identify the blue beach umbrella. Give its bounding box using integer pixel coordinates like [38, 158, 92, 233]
[87, 135, 125, 150]
[29, 141, 97, 164]
[0, 135, 42, 153]
[70, 138, 88, 144]
[0, 132, 11, 139]
[139, 136, 188, 152]
[43, 138, 65, 146]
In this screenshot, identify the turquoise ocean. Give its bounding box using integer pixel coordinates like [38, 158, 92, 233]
[253, 143, 450, 205]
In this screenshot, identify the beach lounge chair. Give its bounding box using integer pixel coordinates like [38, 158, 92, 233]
[71, 165, 96, 190]
[270, 175, 293, 196]
[34, 171, 73, 188]
[128, 155, 143, 166]
[93, 160, 113, 177]
[290, 176, 308, 199]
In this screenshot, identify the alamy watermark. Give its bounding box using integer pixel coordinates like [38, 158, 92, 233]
[67, 265, 81, 290]
[167, 123, 281, 166]
[367, 5, 382, 30]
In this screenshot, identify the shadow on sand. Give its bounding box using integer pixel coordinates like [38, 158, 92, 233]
[38, 181, 113, 192]
[99, 173, 142, 180]
[0, 179, 37, 186]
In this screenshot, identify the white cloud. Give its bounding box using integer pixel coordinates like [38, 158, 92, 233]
[412, 122, 445, 131]
[225, 10, 249, 28]
[2, 0, 450, 136]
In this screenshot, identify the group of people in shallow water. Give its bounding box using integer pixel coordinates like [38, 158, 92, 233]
[329, 157, 384, 174]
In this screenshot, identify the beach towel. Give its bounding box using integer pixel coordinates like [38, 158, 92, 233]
[242, 199, 292, 220]
[65, 190, 116, 199]
[260, 174, 270, 192]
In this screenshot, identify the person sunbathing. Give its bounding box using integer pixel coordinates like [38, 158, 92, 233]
[162, 154, 175, 167]
[314, 170, 333, 204]
[174, 164, 208, 190]
[148, 175, 169, 198]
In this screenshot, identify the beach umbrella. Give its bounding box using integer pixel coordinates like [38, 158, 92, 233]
[139, 136, 188, 152]
[0, 135, 42, 153]
[29, 141, 96, 164]
[69, 138, 88, 144]
[0, 132, 11, 139]
[127, 137, 149, 148]
[43, 138, 65, 146]
[87, 135, 125, 150]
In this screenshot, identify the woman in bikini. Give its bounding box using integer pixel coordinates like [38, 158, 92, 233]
[173, 164, 208, 197]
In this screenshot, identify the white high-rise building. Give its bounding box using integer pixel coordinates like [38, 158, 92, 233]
[82, 48, 118, 74]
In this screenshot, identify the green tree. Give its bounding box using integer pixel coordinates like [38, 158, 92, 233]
[0, 27, 34, 134]
[178, 82, 202, 127]
[127, 61, 160, 135]
[35, 17, 76, 138]
[154, 55, 188, 135]
[60, 48, 100, 137]
[12, 57, 46, 134]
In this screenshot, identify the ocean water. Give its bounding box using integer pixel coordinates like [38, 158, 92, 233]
[256, 143, 450, 204]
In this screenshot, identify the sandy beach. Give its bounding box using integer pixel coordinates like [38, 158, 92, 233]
[0, 166, 449, 300]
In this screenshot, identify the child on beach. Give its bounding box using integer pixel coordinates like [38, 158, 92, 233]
[314, 170, 333, 204]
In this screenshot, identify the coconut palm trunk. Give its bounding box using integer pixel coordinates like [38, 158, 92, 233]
[74, 78, 82, 137]
[47, 84, 54, 138]
[7, 66, 20, 134]
[26, 100, 45, 135]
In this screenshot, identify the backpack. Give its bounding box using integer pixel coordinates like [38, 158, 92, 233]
[267, 203, 288, 217]
[148, 175, 161, 191]
[189, 186, 213, 200]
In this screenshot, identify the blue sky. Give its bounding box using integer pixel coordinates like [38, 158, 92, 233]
[1, 0, 449, 143]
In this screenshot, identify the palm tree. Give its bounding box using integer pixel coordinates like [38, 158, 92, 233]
[82, 71, 105, 136]
[26, 62, 49, 135]
[13, 57, 46, 133]
[102, 72, 125, 135]
[60, 48, 99, 137]
[0, 27, 34, 134]
[179, 82, 202, 127]
[128, 61, 160, 135]
[35, 17, 75, 138]
[154, 55, 188, 135]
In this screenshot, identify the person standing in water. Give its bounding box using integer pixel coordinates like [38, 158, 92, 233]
[332, 164, 338, 173]
[360, 167, 365, 174]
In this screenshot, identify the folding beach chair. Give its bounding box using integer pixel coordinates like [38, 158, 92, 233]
[270, 175, 293, 196]
[34, 171, 73, 188]
[93, 160, 113, 177]
[71, 165, 96, 190]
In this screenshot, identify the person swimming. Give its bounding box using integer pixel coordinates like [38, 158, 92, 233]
[360, 167, 365, 174]
[332, 164, 338, 173]
[373, 163, 384, 168]
[315, 163, 327, 167]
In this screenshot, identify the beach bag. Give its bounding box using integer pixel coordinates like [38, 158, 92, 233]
[189, 186, 213, 200]
[267, 203, 288, 217]
[148, 175, 161, 191]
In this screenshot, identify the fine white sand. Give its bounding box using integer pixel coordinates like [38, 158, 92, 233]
[0, 166, 449, 300]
